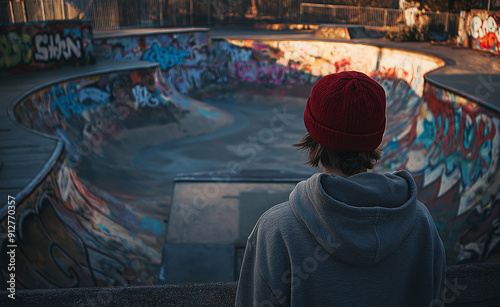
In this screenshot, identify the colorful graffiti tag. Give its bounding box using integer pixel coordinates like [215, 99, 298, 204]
[0, 20, 95, 74]
[0, 158, 139, 288]
[0, 30, 32, 69]
[3, 68, 173, 288]
[4, 64, 234, 288]
[387, 83, 500, 263]
[94, 31, 209, 94]
[204, 40, 439, 99]
[204, 39, 500, 264]
[3, 33, 500, 290]
[459, 10, 500, 54]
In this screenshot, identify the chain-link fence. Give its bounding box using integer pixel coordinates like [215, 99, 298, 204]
[165, 0, 303, 26]
[0, 0, 460, 37]
[422, 11, 460, 37]
[300, 3, 404, 27]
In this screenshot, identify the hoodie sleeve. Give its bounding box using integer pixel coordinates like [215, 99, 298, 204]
[235, 238, 283, 307]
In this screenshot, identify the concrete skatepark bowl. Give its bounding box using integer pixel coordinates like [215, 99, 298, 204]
[1, 27, 500, 289]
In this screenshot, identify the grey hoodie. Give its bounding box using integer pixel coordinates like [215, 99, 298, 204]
[236, 170, 446, 307]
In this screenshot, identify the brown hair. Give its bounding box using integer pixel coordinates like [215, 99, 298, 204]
[294, 134, 381, 176]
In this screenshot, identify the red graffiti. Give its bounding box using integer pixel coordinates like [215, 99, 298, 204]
[478, 32, 499, 50]
[426, 87, 496, 177]
[334, 59, 351, 72]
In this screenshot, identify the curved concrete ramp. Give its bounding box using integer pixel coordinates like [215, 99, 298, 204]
[2, 63, 233, 288]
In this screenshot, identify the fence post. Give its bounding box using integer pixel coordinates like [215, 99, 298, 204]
[9, 1, 15, 23]
[173, 0, 177, 25]
[40, 0, 47, 21]
[384, 9, 388, 27]
[190, 0, 193, 25]
[61, 0, 65, 19]
[21, 0, 27, 22]
[159, 0, 163, 26]
[207, 0, 211, 25]
[299, 2, 302, 24]
[445, 12, 449, 34]
[183, 0, 186, 25]
[279, 0, 282, 23]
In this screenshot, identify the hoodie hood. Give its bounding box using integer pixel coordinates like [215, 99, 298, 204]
[289, 170, 418, 266]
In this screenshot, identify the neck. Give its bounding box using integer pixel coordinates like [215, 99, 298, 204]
[322, 166, 367, 178]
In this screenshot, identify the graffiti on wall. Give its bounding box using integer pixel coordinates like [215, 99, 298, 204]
[4, 32, 500, 291]
[97, 33, 439, 96]
[94, 31, 209, 94]
[4, 67, 191, 288]
[204, 39, 499, 264]
[399, 83, 500, 263]
[0, 30, 33, 69]
[4, 64, 236, 288]
[0, 20, 95, 74]
[0, 155, 152, 289]
[34, 32, 83, 62]
[204, 40, 441, 99]
[14, 67, 193, 165]
[458, 10, 500, 54]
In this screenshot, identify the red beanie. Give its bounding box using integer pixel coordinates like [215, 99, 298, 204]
[304, 71, 386, 152]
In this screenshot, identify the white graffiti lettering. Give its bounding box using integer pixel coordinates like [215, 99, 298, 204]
[34, 33, 82, 62]
[132, 85, 161, 107]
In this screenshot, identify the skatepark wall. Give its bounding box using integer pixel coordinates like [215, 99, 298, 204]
[2, 25, 500, 290]
[458, 10, 500, 55]
[407, 81, 500, 263]
[0, 20, 96, 74]
[3, 66, 166, 288]
[200, 38, 500, 264]
[94, 29, 210, 94]
[4, 62, 233, 288]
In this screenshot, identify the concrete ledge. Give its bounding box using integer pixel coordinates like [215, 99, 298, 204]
[94, 27, 211, 40]
[0, 282, 238, 306]
[445, 262, 500, 306]
[1, 263, 499, 306]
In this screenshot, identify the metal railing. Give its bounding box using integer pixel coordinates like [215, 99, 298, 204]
[300, 3, 404, 27]
[88, 0, 164, 30]
[299, 3, 460, 36]
[165, 0, 302, 26]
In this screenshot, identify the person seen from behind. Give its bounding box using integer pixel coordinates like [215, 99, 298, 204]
[235, 71, 446, 306]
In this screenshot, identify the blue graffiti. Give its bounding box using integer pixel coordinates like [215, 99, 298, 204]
[64, 27, 82, 39]
[141, 217, 164, 235]
[197, 108, 220, 119]
[50, 84, 111, 118]
[142, 43, 190, 70]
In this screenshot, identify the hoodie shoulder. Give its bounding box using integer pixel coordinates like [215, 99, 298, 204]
[247, 201, 309, 252]
[251, 202, 297, 235]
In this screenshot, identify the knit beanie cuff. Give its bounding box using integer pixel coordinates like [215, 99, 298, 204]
[304, 99, 386, 152]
